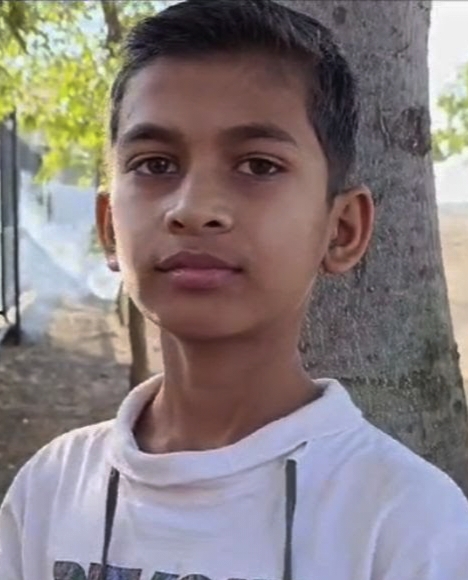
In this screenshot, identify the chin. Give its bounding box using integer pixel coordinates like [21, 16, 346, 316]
[144, 303, 252, 342]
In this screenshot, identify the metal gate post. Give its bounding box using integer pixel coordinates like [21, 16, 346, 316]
[0, 111, 21, 344]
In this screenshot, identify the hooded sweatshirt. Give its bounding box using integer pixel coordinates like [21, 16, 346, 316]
[1, 377, 468, 580]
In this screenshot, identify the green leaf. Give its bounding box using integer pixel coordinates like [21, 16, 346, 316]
[0, 0, 161, 186]
[434, 61, 468, 160]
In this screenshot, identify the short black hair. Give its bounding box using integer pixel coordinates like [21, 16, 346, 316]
[109, 0, 358, 196]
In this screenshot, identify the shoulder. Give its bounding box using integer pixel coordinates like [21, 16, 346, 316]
[356, 423, 468, 575]
[346, 421, 468, 515]
[2, 420, 114, 515]
[304, 414, 468, 538]
[365, 423, 466, 502]
[0, 421, 115, 572]
[28, 419, 113, 475]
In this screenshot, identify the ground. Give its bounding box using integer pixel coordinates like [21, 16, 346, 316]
[0, 300, 163, 498]
[0, 207, 467, 499]
[439, 209, 468, 388]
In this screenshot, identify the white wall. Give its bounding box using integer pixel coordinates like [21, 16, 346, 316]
[18, 173, 120, 338]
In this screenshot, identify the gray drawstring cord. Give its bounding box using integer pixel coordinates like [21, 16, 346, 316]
[101, 467, 120, 579]
[283, 459, 297, 580]
[101, 460, 297, 580]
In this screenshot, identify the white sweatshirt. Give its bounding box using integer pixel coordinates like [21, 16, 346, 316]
[1, 378, 468, 580]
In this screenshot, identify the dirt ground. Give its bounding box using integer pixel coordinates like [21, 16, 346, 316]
[0, 301, 163, 498]
[0, 206, 467, 499]
[439, 209, 468, 387]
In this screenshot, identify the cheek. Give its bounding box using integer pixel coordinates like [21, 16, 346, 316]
[254, 205, 328, 284]
[111, 188, 157, 265]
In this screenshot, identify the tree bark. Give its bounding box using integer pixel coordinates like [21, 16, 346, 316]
[284, 0, 468, 492]
[99, 0, 151, 389]
[128, 295, 151, 388]
[114, 281, 151, 388]
[99, 0, 123, 54]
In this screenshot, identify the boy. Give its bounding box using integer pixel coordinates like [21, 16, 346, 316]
[1, 0, 468, 578]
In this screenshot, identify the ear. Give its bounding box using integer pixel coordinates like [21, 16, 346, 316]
[96, 190, 119, 272]
[322, 186, 374, 275]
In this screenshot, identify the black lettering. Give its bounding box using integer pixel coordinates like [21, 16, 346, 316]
[54, 561, 87, 580]
[88, 563, 142, 580]
[151, 572, 179, 580]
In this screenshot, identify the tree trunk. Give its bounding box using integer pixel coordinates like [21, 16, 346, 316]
[284, 0, 468, 492]
[128, 294, 151, 388]
[113, 281, 150, 388]
[100, 0, 151, 389]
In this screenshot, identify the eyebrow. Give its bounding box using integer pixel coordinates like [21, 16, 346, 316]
[222, 122, 298, 147]
[118, 121, 298, 148]
[118, 123, 185, 147]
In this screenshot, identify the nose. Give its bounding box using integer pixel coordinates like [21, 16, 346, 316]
[164, 179, 234, 236]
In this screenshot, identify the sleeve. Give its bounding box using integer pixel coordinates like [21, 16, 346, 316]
[372, 470, 468, 580]
[0, 468, 27, 580]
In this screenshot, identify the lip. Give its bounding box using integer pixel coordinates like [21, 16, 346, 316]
[156, 251, 242, 291]
[157, 251, 240, 272]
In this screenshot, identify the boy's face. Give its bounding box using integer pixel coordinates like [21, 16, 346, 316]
[102, 53, 373, 340]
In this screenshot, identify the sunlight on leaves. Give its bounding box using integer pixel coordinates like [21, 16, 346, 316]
[433, 63, 468, 161]
[0, 0, 162, 185]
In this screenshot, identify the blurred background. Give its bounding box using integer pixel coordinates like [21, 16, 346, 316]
[0, 0, 467, 496]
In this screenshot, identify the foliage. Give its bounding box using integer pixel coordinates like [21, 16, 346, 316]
[0, 0, 163, 184]
[1, 1, 461, 181]
[433, 63, 468, 162]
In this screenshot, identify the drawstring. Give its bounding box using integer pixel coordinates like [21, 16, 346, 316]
[101, 467, 120, 579]
[101, 460, 297, 580]
[283, 459, 297, 580]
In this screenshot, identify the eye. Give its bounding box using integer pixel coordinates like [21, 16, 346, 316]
[132, 157, 179, 176]
[237, 157, 284, 177]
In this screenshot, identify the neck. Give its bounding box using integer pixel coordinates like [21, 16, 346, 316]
[135, 321, 321, 454]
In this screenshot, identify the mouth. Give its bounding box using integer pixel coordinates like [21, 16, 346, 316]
[155, 251, 243, 290]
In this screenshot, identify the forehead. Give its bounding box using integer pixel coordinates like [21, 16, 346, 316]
[117, 53, 318, 146]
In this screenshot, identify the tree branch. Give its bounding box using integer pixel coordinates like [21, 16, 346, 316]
[99, 0, 123, 55]
[1, 1, 29, 53]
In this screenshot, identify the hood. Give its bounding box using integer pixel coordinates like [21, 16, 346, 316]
[107, 376, 363, 488]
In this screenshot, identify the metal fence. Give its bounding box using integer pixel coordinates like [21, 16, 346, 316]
[0, 112, 21, 344]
